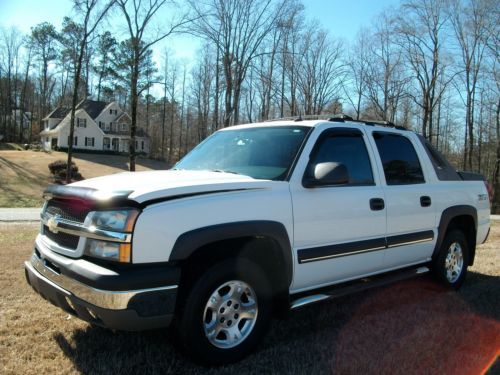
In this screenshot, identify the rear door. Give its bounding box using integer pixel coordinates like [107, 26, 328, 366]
[290, 126, 387, 292]
[368, 130, 437, 268]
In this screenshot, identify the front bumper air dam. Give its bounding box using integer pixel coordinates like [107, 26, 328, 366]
[24, 253, 179, 331]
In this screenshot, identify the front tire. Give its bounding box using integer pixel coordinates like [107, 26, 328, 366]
[175, 258, 272, 365]
[433, 229, 469, 290]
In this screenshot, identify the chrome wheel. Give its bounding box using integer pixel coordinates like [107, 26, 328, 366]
[203, 280, 258, 349]
[444, 242, 464, 283]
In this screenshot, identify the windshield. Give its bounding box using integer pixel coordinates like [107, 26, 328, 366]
[174, 126, 310, 180]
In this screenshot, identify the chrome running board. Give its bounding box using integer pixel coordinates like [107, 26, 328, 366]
[290, 266, 430, 310]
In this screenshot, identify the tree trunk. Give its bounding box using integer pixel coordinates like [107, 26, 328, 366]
[66, 40, 86, 183]
[492, 98, 500, 213]
[129, 53, 139, 172]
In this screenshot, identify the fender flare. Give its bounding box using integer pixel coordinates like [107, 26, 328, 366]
[169, 220, 293, 287]
[433, 205, 477, 264]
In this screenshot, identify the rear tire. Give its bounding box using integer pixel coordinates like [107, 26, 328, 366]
[433, 229, 469, 290]
[174, 258, 272, 365]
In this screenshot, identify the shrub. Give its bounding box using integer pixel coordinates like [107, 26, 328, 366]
[48, 160, 84, 183]
[48, 160, 78, 175]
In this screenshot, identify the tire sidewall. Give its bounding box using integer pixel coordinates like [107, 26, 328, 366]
[435, 229, 469, 290]
[176, 258, 272, 365]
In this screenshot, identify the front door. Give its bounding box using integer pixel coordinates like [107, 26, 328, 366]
[290, 127, 387, 292]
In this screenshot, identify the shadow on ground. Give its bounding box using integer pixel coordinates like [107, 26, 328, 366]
[54, 273, 499, 374]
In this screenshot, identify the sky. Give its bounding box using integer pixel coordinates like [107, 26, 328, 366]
[0, 0, 401, 60]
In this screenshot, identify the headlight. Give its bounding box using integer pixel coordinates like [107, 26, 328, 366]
[85, 239, 131, 262]
[89, 209, 139, 232]
[85, 209, 139, 263]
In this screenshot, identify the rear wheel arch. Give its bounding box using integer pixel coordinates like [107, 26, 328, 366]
[433, 206, 477, 266]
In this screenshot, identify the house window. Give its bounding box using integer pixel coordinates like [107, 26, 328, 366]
[77, 118, 87, 128]
[103, 137, 110, 150]
[99, 121, 103, 129]
[121, 123, 127, 131]
[85, 137, 95, 147]
[45, 137, 49, 142]
[109, 109, 113, 114]
[105, 122, 110, 131]
[135, 140, 138, 149]
[141, 141, 144, 150]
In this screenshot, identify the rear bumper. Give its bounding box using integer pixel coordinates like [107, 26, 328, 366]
[25, 251, 179, 331]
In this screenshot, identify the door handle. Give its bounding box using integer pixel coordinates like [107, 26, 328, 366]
[420, 196, 431, 207]
[370, 198, 385, 211]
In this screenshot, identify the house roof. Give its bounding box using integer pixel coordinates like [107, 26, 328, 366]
[77, 99, 108, 120]
[47, 107, 71, 120]
[44, 99, 108, 122]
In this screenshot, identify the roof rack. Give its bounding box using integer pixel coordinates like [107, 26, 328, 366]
[265, 113, 354, 122]
[264, 114, 407, 130]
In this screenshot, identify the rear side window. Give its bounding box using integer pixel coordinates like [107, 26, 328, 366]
[309, 132, 374, 185]
[373, 132, 424, 185]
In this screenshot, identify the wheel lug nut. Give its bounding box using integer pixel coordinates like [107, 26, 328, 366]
[234, 304, 239, 309]
[234, 313, 239, 319]
[227, 301, 232, 306]
[227, 320, 232, 326]
[220, 307, 225, 313]
[220, 317, 225, 323]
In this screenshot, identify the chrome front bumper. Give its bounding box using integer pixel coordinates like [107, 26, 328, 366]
[25, 251, 179, 331]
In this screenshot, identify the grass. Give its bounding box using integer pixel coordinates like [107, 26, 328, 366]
[0, 150, 167, 208]
[0, 223, 498, 374]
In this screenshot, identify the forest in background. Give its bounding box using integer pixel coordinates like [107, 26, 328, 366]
[0, 0, 498, 209]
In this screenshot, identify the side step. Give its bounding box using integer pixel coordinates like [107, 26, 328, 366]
[290, 266, 429, 310]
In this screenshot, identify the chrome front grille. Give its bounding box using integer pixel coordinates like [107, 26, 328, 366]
[45, 199, 90, 224]
[43, 225, 80, 250]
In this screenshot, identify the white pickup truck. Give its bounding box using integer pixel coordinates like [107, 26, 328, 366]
[25, 117, 491, 364]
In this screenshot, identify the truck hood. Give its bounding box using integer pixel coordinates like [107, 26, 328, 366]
[70, 170, 270, 204]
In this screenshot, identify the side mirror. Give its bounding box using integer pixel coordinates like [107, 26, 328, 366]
[303, 162, 349, 188]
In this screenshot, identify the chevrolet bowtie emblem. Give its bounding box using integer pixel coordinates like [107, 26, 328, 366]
[47, 215, 60, 233]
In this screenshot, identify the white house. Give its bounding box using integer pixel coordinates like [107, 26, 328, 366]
[40, 100, 150, 155]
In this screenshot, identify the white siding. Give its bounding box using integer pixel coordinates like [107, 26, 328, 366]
[57, 110, 104, 150]
[95, 102, 123, 128]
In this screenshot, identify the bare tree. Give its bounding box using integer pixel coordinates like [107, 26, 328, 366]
[344, 29, 370, 119]
[295, 26, 345, 115]
[363, 14, 408, 122]
[65, 0, 114, 182]
[188, 0, 286, 126]
[396, 0, 451, 142]
[0, 27, 23, 140]
[116, 0, 190, 171]
[448, 0, 493, 170]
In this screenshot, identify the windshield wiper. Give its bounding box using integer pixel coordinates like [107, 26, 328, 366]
[210, 169, 241, 175]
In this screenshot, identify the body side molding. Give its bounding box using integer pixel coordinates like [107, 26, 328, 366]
[298, 230, 435, 264]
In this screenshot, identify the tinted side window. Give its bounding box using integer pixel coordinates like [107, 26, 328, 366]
[309, 133, 374, 185]
[373, 132, 424, 185]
